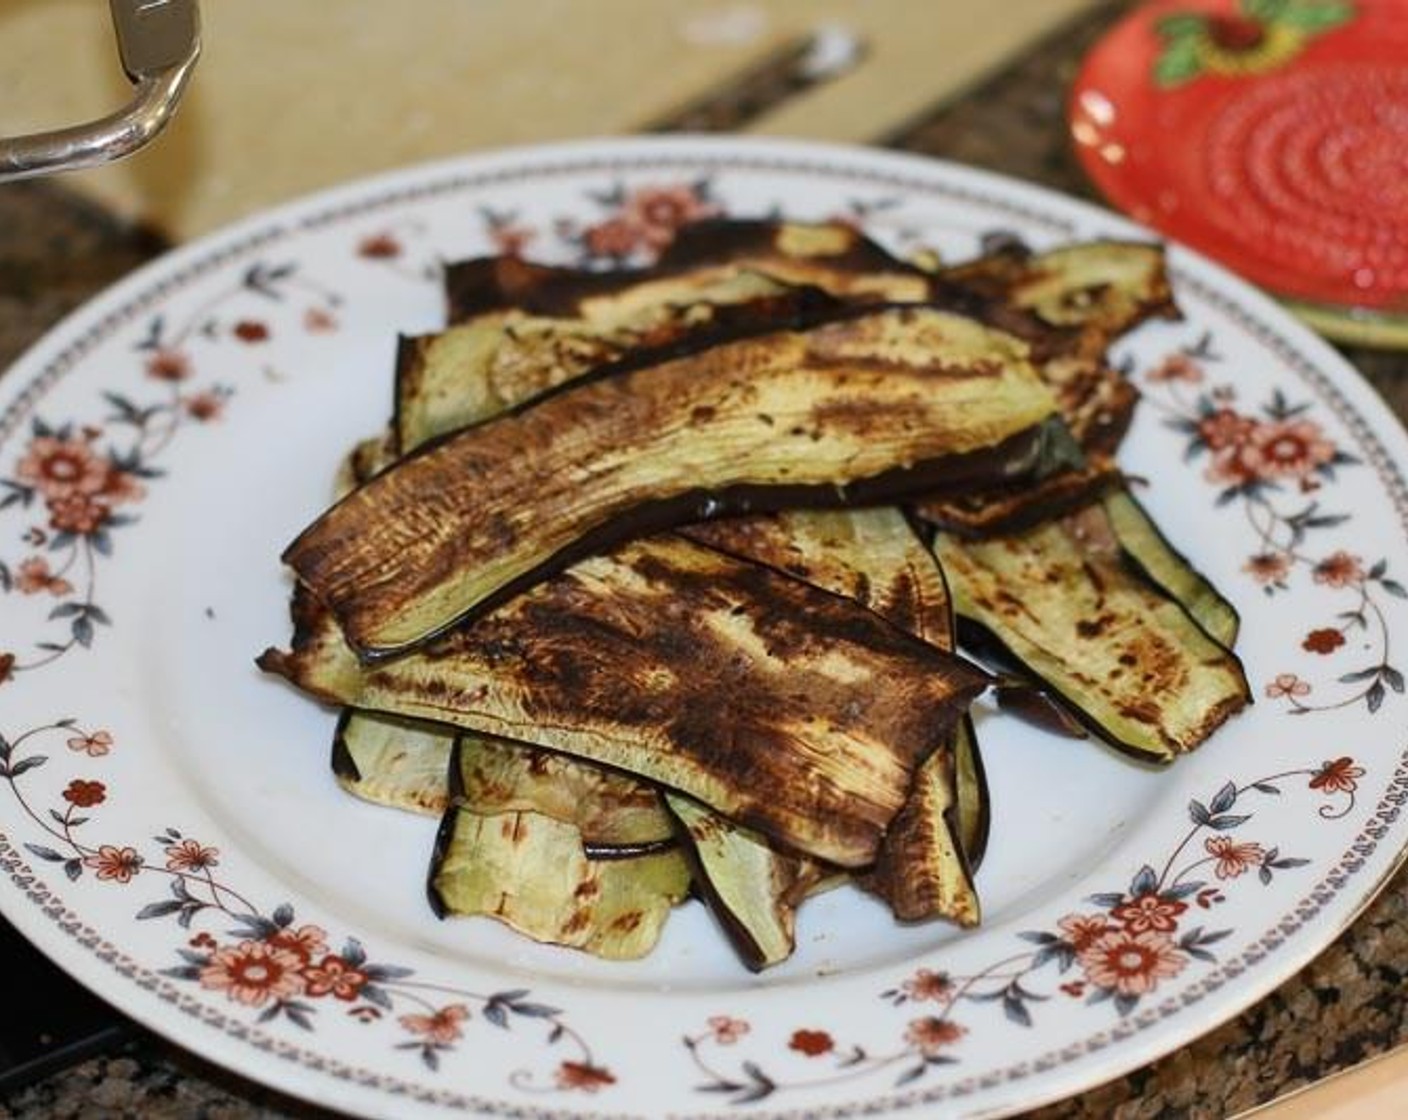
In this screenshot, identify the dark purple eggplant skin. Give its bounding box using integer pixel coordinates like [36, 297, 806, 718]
[581, 837, 680, 861]
[329, 709, 362, 782]
[426, 807, 458, 920]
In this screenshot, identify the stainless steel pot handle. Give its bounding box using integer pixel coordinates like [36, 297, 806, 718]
[0, 0, 201, 183]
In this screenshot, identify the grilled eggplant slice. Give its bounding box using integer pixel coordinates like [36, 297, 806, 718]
[667, 793, 836, 970]
[263, 535, 990, 868]
[912, 456, 1124, 538]
[451, 735, 673, 848]
[952, 722, 989, 870]
[858, 747, 978, 925]
[1103, 489, 1240, 647]
[439, 247, 1000, 888]
[330, 709, 454, 816]
[941, 239, 1180, 342]
[679, 507, 954, 646]
[442, 221, 932, 324]
[428, 806, 690, 959]
[419, 217, 945, 455]
[399, 269, 814, 452]
[682, 506, 987, 915]
[286, 304, 1061, 656]
[1035, 352, 1139, 455]
[935, 503, 1249, 762]
[656, 219, 934, 303]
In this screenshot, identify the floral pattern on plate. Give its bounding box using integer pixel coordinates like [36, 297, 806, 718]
[1133, 332, 1407, 714]
[0, 139, 1405, 1120]
[680, 760, 1355, 1105]
[1, 718, 611, 1095]
[0, 261, 340, 683]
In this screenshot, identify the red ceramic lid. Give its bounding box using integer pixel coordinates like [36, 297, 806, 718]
[1071, 0, 1408, 314]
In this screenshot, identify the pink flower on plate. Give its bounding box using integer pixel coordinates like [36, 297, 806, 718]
[183, 391, 226, 422]
[200, 940, 307, 1007]
[96, 465, 145, 506]
[83, 845, 143, 883]
[62, 779, 106, 808]
[583, 216, 644, 259]
[164, 839, 219, 872]
[904, 1016, 965, 1056]
[232, 320, 269, 344]
[901, 967, 954, 1002]
[399, 1003, 469, 1045]
[1243, 551, 1291, 585]
[1205, 835, 1266, 880]
[1301, 627, 1345, 655]
[47, 493, 110, 536]
[1265, 673, 1310, 700]
[1309, 757, 1364, 795]
[1239, 418, 1336, 482]
[67, 729, 113, 757]
[788, 1029, 834, 1057]
[15, 436, 108, 501]
[302, 954, 368, 1001]
[264, 923, 328, 965]
[707, 1015, 750, 1044]
[1197, 408, 1257, 452]
[14, 556, 73, 597]
[1146, 352, 1204, 383]
[1111, 892, 1187, 934]
[1078, 928, 1187, 996]
[145, 347, 193, 382]
[1312, 551, 1365, 588]
[621, 183, 718, 251]
[1056, 912, 1110, 952]
[555, 1061, 616, 1092]
[303, 306, 338, 333]
[357, 232, 402, 260]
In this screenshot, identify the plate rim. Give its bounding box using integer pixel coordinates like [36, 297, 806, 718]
[2, 133, 1407, 1119]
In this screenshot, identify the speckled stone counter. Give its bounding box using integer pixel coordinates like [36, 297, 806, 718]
[2, 4, 1405, 1117]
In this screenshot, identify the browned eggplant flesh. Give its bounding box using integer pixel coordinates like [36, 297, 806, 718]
[263, 219, 1249, 970]
[285, 304, 1061, 657]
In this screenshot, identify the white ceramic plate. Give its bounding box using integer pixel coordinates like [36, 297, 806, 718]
[2, 137, 1406, 1119]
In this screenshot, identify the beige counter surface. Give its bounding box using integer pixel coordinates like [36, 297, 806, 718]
[1, 0, 1090, 238]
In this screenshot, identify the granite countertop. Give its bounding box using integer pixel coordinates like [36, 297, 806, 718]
[1, 3, 1404, 1117]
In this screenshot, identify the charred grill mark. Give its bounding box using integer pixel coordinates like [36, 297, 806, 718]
[1115, 698, 1164, 726]
[876, 566, 923, 641]
[660, 218, 929, 284]
[284, 536, 991, 863]
[1075, 612, 1115, 639]
[1080, 560, 1108, 598]
[807, 392, 926, 442]
[940, 504, 1249, 758]
[443, 256, 582, 321]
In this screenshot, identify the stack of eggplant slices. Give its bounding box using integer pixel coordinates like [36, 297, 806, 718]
[260, 220, 1250, 969]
